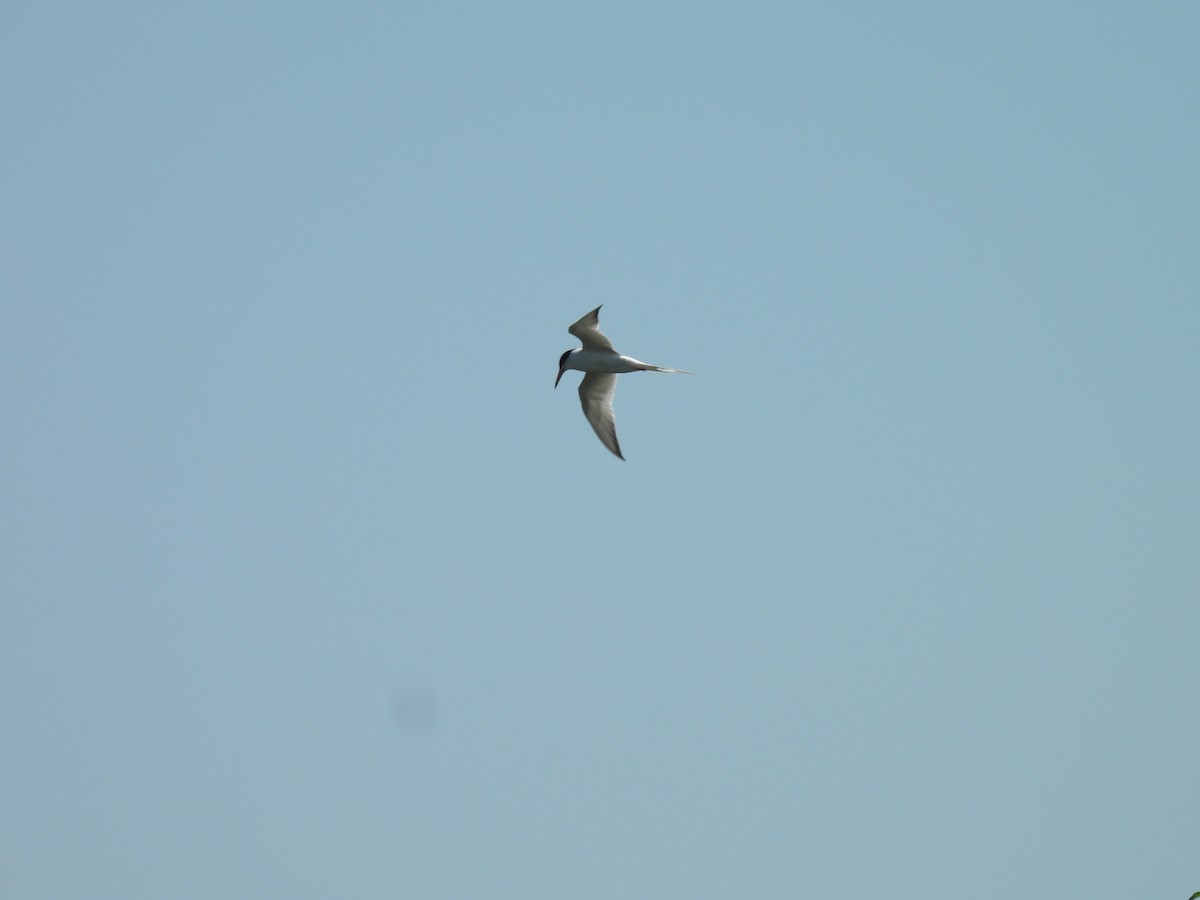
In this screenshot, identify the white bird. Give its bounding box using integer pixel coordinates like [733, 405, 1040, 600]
[555, 306, 693, 460]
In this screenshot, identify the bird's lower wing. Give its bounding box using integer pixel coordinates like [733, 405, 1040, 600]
[578, 372, 624, 460]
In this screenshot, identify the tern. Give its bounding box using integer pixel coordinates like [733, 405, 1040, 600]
[555, 306, 693, 460]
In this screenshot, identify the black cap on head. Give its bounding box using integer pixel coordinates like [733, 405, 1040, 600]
[557, 350, 572, 369]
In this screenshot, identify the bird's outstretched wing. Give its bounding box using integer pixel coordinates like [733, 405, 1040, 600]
[578, 372, 624, 460]
[568, 305, 615, 352]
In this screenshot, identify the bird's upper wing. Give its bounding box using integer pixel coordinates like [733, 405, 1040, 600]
[568, 305, 615, 352]
[578, 372, 624, 460]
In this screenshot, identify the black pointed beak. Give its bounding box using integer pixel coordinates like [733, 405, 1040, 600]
[554, 368, 564, 388]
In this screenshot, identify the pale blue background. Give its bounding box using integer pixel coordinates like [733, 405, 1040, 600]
[3, 2, 1197, 898]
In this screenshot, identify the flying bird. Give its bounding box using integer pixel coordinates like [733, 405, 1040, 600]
[555, 306, 693, 460]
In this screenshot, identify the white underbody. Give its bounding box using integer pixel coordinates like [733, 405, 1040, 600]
[561, 349, 656, 374]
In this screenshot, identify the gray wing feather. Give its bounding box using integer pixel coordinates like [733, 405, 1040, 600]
[578, 372, 624, 460]
[568, 305, 616, 353]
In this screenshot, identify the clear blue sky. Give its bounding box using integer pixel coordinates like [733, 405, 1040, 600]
[3, 2, 1197, 897]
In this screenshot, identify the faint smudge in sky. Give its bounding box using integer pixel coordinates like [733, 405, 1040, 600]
[391, 686, 439, 738]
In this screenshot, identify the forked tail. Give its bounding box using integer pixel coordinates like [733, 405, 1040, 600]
[637, 363, 696, 375]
